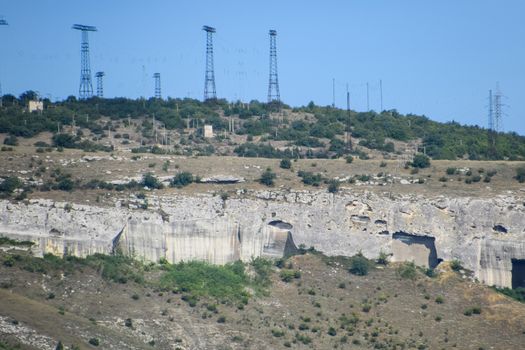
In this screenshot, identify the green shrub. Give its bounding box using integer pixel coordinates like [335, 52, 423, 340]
[349, 253, 370, 276]
[464, 306, 481, 316]
[141, 173, 163, 189]
[446, 167, 457, 175]
[412, 154, 430, 168]
[160, 260, 249, 303]
[450, 259, 462, 271]
[377, 251, 389, 265]
[397, 261, 417, 279]
[88, 338, 99, 346]
[435, 296, 444, 304]
[516, 168, 525, 183]
[279, 269, 301, 282]
[271, 329, 285, 337]
[297, 171, 324, 186]
[0, 176, 23, 194]
[493, 287, 525, 302]
[3, 135, 18, 146]
[170, 172, 194, 188]
[345, 155, 354, 164]
[279, 159, 292, 169]
[327, 179, 339, 193]
[259, 168, 276, 186]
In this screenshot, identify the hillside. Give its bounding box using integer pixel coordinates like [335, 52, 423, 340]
[1, 246, 524, 350]
[1, 93, 525, 161]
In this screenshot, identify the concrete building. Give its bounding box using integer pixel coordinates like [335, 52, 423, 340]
[204, 125, 213, 138]
[28, 100, 44, 113]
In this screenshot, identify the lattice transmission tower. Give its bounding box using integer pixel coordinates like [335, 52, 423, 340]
[95, 71, 105, 98]
[203, 25, 216, 101]
[153, 73, 161, 99]
[267, 30, 280, 103]
[72, 24, 97, 99]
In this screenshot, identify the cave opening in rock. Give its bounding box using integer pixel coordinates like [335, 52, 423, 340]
[511, 259, 525, 289]
[392, 232, 440, 269]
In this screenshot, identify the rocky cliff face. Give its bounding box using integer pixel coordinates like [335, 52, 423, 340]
[1, 189, 524, 288]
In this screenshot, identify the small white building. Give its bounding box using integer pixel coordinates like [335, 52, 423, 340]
[204, 124, 213, 138]
[28, 100, 44, 113]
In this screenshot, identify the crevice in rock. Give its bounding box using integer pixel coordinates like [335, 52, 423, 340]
[351, 215, 370, 223]
[377, 230, 390, 235]
[374, 219, 387, 225]
[512, 259, 525, 289]
[268, 220, 293, 230]
[493, 225, 508, 234]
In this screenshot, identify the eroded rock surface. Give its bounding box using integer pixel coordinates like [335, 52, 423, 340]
[1, 190, 525, 288]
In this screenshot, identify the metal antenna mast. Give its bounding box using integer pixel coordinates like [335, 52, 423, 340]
[0, 18, 8, 108]
[203, 25, 217, 101]
[95, 71, 105, 98]
[72, 24, 97, 99]
[153, 73, 161, 99]
[267, 29, 280, 103]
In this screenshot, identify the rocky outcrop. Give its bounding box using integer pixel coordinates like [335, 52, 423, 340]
[1, 189, 525, 288]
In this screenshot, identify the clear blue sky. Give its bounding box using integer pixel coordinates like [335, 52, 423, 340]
[1, 0, 524, 134]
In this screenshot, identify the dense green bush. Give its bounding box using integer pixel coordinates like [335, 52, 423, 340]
[170, 172, 194, 188]
[279, 158, 292, 169]
[297, 171, 324, 186]
[412, 154, 431, 168]
[397, 261, 417, 279]
[516, 168, 525, 183]
[141, 173, 163, 189]
[349, 253, 370, 276]
[160, 261, 249, 303]
[259, 168, 276, 186]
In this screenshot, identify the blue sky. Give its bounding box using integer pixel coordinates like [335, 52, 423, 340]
[1, 0, 524, 134]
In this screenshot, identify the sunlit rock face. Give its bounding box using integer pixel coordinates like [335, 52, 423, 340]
[1, 189, 524, 288]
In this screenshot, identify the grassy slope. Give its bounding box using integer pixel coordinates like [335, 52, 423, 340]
[0, 251, 524, 350]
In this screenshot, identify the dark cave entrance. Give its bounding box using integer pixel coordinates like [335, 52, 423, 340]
[511, 259, 525, 289]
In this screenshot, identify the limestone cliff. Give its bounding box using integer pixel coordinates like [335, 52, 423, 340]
[1, 189, 524, 288]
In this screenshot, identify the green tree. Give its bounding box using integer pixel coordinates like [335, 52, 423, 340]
[412, 153, 430, 168]
[259, 168, 276, 186]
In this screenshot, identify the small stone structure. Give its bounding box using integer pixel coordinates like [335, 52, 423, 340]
[203, 125, 213, 138]
[28, 100, 43, 113]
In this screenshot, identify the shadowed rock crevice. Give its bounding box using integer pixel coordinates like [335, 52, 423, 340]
[392, 232, 440, 268]
[493, 225, 508, 234]
[512, 259, 525, 288]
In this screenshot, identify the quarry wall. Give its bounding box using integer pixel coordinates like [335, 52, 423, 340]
[1, 189, 524, 288]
